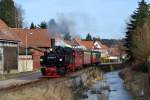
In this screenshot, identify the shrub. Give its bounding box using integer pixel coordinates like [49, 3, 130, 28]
[132, 62, 149, 73]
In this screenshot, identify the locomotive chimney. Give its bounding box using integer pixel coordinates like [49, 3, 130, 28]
[51, 38, 55, 48]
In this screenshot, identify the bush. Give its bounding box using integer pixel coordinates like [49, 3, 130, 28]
[132, 62, 149, 73]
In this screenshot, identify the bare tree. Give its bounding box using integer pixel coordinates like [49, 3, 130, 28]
[15, 4, 24, 28]
[132, 20, 150, 61]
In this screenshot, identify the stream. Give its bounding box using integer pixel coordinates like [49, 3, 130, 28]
[79, 71, 133, 100]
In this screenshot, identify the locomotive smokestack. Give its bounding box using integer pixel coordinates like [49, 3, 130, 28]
[51, 38, 55, 48]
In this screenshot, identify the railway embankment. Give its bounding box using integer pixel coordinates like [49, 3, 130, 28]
[0, 67, 102, 100]
[119, 68, 150, 100]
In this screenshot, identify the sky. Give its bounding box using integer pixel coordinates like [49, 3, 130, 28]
[14, 0, 150, 39]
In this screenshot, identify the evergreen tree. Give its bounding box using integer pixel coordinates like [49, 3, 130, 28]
[64, 32, 71, 41]
[86, 33, 92, 41]
[124, 0, 150, 61]
[0, 0, 17, 27]
[30, 22, 36, 29]
[93, 37, 101, 42]
[38, 21, 47, 29]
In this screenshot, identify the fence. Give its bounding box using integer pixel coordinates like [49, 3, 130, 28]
[18, 55, 33, 72]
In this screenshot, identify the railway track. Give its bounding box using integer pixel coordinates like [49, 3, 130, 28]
[0, 67, 95, 91]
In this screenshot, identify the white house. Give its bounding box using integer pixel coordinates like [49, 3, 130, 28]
[94, 41, 109, 58]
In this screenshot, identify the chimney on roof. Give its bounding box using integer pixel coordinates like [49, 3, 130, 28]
[51, 38, 55, 48]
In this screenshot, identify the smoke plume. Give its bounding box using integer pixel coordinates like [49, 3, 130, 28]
[48, 14, 76, 39]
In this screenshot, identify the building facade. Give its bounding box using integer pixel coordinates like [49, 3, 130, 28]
[0, 41, 18, 74]
[0, 19, 19, 74]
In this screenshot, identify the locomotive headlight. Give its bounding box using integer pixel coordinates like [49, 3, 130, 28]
[59, 58, 62, 61]
[50, 48, 53, 51]
[40, 59, 43, 61]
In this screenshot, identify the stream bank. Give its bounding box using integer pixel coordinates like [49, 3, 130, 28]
[120, 68, 150, 100]
[0, 67, 102, 100]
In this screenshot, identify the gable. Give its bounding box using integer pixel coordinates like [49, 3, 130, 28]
[94, 41, 101, 49]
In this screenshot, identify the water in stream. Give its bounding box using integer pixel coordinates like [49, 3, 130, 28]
[80, 71, 133, 100]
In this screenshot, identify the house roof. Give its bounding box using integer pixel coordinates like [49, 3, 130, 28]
[0, 19, 20, 42]
[80, 40, 94, 49]
[102, 44, 109, 49]
[28, 46, 44, 52]
[74, 38, 109, 50]
[0, 19, 8, 29]
[109, 47, 121, 56]
[11, 28, 51, 48]
[19, 46, 32, 55]
[74, 38, 94, 49]
[74, 38, 82, 46]
[95, 41, 109, 50]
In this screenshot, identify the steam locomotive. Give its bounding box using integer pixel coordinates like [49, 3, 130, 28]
[40, 40, 101, 77]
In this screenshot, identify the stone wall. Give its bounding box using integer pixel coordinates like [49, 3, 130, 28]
[0, 67, 102, 100]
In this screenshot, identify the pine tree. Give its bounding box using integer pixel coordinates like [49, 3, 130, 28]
[38, 21, 47, 29]
[0, 0, 17, 27]
[124, 0, 150, 61]
[86, 33, 92, 41]
[30, 22, 36, 29]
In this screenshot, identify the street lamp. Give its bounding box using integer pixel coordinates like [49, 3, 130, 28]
[25, 32, 32, 71]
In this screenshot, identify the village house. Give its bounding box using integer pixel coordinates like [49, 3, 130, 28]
[74, 38, 110, 63]
[93, 40, 110, 63]
[0, 20, 19, 74]
[108, 46, 127, 63]
[94, 40, 109, 56]
[108, 47, 121, 63]
[11, 28, 51, 70]
[0, 19, 51, 73]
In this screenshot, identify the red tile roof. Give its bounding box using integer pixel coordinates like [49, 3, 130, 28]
[73, 38, 82, 46]
[0, 19, 8, 29]
[109, 47, 121, 56]
[75, 38, 109, 50]
[96, 41, 109, 50]
[0, 19, 20, 42]
[75, 38, 94, 49]
[80, 40, 94, 49]
[11, 28, 51, 48]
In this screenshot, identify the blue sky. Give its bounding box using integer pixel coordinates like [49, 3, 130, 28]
[14, 0, 150, 39]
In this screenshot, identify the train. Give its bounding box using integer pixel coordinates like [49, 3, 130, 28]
[40, 40, 101, 77]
